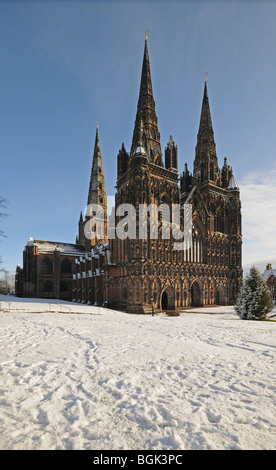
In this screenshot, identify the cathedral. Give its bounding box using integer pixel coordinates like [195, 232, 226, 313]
[15, 37, 242, 313]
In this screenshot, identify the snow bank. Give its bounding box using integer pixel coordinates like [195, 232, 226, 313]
[0, 296, 275, 450]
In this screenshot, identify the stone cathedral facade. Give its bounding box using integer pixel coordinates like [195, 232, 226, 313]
[16, 38, 242, 313]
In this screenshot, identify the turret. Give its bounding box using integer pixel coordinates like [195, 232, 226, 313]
[221, 157, 232, 188]
[117, 143, 129, 179]
[180, 163, 193, 195]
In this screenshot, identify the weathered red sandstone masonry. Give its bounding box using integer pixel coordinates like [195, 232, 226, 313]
[16, 37, 242, 313]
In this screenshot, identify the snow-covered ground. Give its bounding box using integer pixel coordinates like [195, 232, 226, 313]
[0, 295, 275, 450]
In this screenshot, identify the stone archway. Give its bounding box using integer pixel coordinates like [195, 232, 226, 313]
[191, 281, 202, 307]
[160, 286, 175, 311]
[215, 286, 227, 306]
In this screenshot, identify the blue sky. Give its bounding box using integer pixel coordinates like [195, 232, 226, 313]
[0, 0, 276, 274]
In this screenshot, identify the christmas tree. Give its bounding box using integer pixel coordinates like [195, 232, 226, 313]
[235, 266, 274, 320]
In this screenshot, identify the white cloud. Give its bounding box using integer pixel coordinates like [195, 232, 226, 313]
[239, 165, 276, 273]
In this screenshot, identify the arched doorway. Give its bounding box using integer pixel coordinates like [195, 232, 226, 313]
[161, 291, 168, 310]
[215, 286, 227, 306]
[160, 287, 175, 311]
[191, 281, 202, 307]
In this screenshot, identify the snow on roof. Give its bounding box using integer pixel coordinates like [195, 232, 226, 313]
[263, 268, 276, 280]
[228, 174, 239, 190]
[134, 142, 147, 157]
[29, 239, 85, 255]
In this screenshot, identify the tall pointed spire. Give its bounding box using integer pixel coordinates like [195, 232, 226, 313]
[87, 125, 107, 216]
[198, 81, 214, 139]
[194, 80, 218, 183]
[130, 35, 161, 163]
[138, 35, 153, 100]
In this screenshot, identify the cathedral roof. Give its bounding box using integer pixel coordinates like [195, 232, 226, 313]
[26, 238, 85, 255]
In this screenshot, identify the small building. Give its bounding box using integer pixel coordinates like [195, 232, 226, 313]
[263, 264, 276, 304]
[15, 239, 85, 300]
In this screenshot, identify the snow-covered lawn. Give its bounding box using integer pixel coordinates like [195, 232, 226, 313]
[0, 295, 275, 450]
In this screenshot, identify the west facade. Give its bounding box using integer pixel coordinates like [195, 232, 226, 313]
[16, 38, 243, 313]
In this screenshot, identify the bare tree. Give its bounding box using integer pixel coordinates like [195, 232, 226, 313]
[0, 270, 15, 294]
[0, 271, 14, 294]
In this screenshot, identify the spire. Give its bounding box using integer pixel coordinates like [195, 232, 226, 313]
[138, 35, 153, 100]
[194, 80, 218, 183]
[198, 81, 214, 139]
[87, 125, 107, 216]
[130, 35, 162, 163]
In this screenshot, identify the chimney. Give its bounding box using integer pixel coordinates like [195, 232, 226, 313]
[266, 263, 272, 270]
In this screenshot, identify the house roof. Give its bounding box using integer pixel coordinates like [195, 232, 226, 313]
[263, 268, 276, 280]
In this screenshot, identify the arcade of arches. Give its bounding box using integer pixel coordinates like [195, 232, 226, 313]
[107, 275, 229, 311]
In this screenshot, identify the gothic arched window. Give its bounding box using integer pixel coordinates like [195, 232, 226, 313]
[61, 259, 71, 274]
[190, 224, 204, 264]
[41, 258, 53, 274]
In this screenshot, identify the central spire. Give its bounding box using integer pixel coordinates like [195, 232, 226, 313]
[138, 35, 153, 100]
[198, 81, 214, 141]
[130, 36, 161, 163]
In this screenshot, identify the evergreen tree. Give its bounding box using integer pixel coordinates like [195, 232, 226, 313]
[235, 266, 274, 320]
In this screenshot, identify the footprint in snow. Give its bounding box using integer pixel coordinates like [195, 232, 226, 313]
[206, 411, 222, 424]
